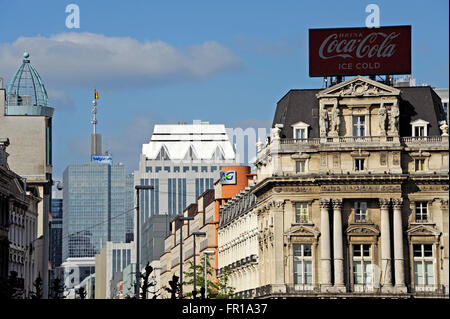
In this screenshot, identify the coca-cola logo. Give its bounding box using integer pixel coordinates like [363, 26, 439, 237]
[318, 32, 400, 60]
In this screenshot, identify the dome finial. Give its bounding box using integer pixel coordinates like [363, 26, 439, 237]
[23, 52, 30, 59]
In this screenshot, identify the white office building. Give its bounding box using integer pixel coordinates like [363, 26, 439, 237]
[134, 120, 237, 266]
[435, 88, 449, 124]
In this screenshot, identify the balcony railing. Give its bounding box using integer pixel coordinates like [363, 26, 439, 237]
[352, 284, 378, 293]
[280, 138, 320, 145]
[411, 284, 444, 294]
[288, 284, 317, 293]
[401, 136, 443, 143]
[277, 135, 445, 146]
[338, 136, 377, 143]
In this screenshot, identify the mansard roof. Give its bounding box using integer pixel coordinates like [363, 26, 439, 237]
[272, 76, 446, 138]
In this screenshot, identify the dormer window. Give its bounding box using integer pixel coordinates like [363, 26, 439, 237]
[411, 119, 429, 137]
[295, 128, 307, 139]
[291, 121, 310, 139]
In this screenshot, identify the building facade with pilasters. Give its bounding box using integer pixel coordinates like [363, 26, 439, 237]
[251, 76, 449, 298]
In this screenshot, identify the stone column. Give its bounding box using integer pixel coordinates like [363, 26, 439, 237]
[332, 198, 345, 292]
[392, 198, 407, 292]
[320, 198, 332, 292]
[379, 198, 393, 292]
[271, 200, 286, 293]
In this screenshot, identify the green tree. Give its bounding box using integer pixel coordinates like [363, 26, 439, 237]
[76, 287, 87, 299]
[0, 271, 24, 299]
[216, 266, 236, 299]
[30, 274, 43, 299]
[182, 253, 236, 299]
[50, 278, 65, 299]
[139, 262, 156, 299]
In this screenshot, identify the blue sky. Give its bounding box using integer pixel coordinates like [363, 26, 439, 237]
[0, 0, 448, 178]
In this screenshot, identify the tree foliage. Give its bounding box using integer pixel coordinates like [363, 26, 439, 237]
[139, 262, 157, 299]
[0, 271, 24, 299]
[50, 278, 65, 299]
[30, 274, 43, 299]
[182, 254, 236, 299]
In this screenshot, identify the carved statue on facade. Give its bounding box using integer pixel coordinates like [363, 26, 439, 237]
[378, 103, 387, 136]
[440, 121, 449, 136]
[330, 104, 341, 136]
[320, 107, 329, 137]
[390, 104, 400, 135]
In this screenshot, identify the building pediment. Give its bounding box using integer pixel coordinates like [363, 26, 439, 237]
[407, 224, 441, 238]
[291, 121, 310, 128]
[346, 224, 380, 237]
[316, 76, 401, 98]
[285, 225, 320, 239]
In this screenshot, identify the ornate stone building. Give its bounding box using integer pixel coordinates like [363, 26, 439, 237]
[0, 138, 40, 298]
[217, 185, 259, 298]
[252, 76, 449, 298]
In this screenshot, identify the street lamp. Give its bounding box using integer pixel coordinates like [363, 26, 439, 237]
[178, 216, 194, 298]
[135, 184, 154, 299]
[203, 250, 215, 299]
[191, 232, 206, 298]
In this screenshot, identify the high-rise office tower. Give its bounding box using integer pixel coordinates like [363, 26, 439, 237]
[62, 98, 134, 263]
[135, 120, 237, 267]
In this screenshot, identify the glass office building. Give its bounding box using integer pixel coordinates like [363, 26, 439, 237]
[50, 198, 63, 268]
[62, 162, 134, 261]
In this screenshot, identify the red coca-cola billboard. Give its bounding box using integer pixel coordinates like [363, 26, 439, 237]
[309, 26, 411, 77]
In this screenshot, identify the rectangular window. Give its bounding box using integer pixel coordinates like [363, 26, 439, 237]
[415, 159, 425, 171]
[295, 203, 308, 223]
[414, 126, 425, 137]
[195, 178, 199, 200]
[145, 166, 152, 173]
[192, 166, 198, 172]
[415, 202, 428, 222]
[296, 161, 306, 173]
[168, 179, 173, 214]
[122, 249, 127, 270]
[413, 244, 434, 289]
[293, 244, 313, 286]
[183, 166, 189, 173]
[211, 166, 217, 172]
[112, 249, 117, 274]
[355, 159, 365, 171]
[164, 166, 170, 172]
[155, 166, 162, 173]
[201, 166, 208, 172]
[353, 244, 372, 287]
[174, 166, 180, 173]
[354, 202, 367, 222]
[353, 116, 365, 137]
[295, 128, 306, 139]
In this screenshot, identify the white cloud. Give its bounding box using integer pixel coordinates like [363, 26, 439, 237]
[47, 89, 75, 110]
[0, 32, 242, 90]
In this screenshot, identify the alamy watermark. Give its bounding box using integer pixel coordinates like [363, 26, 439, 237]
[65, 4, 80, 29]
[365, 4, 380, 28]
